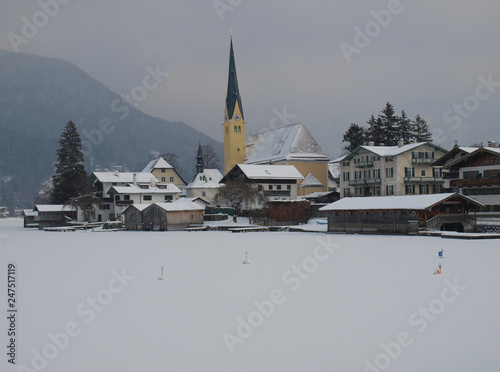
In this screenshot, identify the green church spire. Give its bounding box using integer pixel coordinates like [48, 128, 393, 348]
[226, 36, 244, 121]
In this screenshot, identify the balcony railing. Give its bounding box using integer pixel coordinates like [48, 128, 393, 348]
[354, 161, 374, 168]
[412, 158, 436, 164]
[264, 190, 291, 197]
[349, 178, 382, 186]
[454, 177, 500, 188]
[442, 171, 459, 180]
[115, 200, 134, 206]
[404, 177, 443, 184]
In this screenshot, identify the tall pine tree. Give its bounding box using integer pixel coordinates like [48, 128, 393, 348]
[50, 121, 87, 204]
[342, 123, 365, 152]
[398, 110, 413, 144]
[366, 115, 384, 145]
[412, 114, 433, 142]
[378, 102, 399, 146]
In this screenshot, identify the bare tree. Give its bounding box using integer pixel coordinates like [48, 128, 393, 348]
[202, 145, 221, 170]
[68, 194, 103, 222]
[214, 179, 263, 222]
[161, 153, 184, 174]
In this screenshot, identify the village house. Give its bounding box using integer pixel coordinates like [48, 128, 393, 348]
[219, 164, 304, 209]
[320, 193, 485, 235]
[433, 143, 500, 214]
[33, 204, 77, 229]
[142, 157, 187, 191]
[338, 141, 448, 198]
[123, 199, 205, 231]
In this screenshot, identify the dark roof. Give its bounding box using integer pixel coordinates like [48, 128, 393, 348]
[226, 37, 244, 121]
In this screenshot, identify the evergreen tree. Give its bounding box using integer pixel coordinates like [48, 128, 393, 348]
[412, 114, 433, 142]
[342, 123, 365, 152]
[50, 121, 87, 204]
[398, 110, 413, 144]
[378, 102, 399, 146]
[366, 115, 384, 145]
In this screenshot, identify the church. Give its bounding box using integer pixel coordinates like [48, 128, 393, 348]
[222, 35, 330, 195]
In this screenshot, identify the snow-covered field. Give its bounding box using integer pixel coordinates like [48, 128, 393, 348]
[1, 218, 499, 372]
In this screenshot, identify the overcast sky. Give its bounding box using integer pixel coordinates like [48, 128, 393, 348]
[1, 0, 499, 158]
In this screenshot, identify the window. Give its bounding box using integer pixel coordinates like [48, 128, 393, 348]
[386, 156, 393, 162]
[287, 185, 291, 190]
[102, 204, 111, 210]
[343, 172, 350, 181]
[463, 171, 480, 179]
[373, 169, 380, 179]
[161, 168, 166, 173]
[344, 188, 350, 197]
[170, 177, 174, 182]
[226, 127, 229, 134]
[374, 186, 381, 196]
[343, 161, 350, 167]
[421, 170, 426, 177]
[405, 185, 415, 195]
[161, 177, 166, 182]
[269, 185, 273, 190]
[355, 171, 361, 179]
[405, 167, 415, 178]
[124, 195, 130, 200]
[234, 126, 237, 133]
[277, 185, 282, 190]
[386, 185, 394, 195]
[164, 195, 173, 201]
[143, 195, 152, 201]
[373, 155, 380, 161]
[433, 168, 441, 178]
[363, 170, 371, 179]
[258, 185, 263, 191]
[419, 185, 429, 195]
[238, 126, 241, 133]
[386, 168, 394, 178]
[202, 191, 206, 197]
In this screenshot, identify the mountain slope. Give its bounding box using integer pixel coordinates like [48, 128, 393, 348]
[0, 50, 223, 207]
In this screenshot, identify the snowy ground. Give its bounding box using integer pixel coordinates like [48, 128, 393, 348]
[1, 218, 500, 372]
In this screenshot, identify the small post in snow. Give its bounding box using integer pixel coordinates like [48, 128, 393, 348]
[242, 251, 251, 264]
[158, 266, 166, 280]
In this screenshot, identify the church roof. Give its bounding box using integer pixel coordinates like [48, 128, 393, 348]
[226, 37, 244, 121]
[299, 173, 324, 188]
[244, 122, 329, 164]
[186, 169, 223, 189]
[142, 157, 173, 172]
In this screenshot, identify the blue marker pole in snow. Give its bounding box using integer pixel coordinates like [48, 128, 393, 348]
[439, 249, 443, 257]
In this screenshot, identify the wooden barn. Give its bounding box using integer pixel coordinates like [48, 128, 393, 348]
[123, 201, 205, 231]
[320, 193, 484, 235]
[33, 204, 77, 229]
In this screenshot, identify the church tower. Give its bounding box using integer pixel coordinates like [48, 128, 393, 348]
[223, 35, 246, 174]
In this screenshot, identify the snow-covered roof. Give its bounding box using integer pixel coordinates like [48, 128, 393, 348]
[92, 172, 157, 183]
[154, 201, 205, 211]
[445, 146, 500, 168]
[109, 183, 181, 194]
[176, 197, 210, 205]
[344, 142, 448, 161]
[142, 157, 173, 173]
[236, 164, 304, 180]
[186, 169, 223, 189]
[303, 191, 336, 199]
[123, 204, 150, 213]
[34, 204, 76, 212]
[328, 162, 340, 179]
[299, 173, 323, 188]
[244, 122, 329, 164]
[23, 209, 38, 216]
[320, 193, 485, 211]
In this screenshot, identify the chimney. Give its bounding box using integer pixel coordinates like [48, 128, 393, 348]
[133, 173, 137, 185]
[398, 138, 404, 147]
[368, 141, 375, 146]
[488, 141, 497, 148]
[151, 178, 156, 187]
[114, 169, 119, 177]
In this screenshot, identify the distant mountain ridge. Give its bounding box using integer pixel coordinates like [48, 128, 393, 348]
[0, 49, 223, 207]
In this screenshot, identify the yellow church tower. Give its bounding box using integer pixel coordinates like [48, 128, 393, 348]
[223, 35, 246, 174]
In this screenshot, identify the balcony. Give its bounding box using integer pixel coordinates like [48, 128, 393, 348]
[412, 158, 436, 164]
[404, 177, 443, 184]
[443, 171, 459, 180]
[264, 190, 291, 197]
[454, 177, 500, 188]
[349, 178, 382, 186]
[354, 161, 374, 168]
[115, 200, 134, 206]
